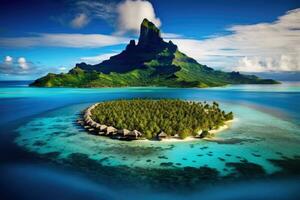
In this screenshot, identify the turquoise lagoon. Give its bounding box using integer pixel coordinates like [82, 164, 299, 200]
[1, 81, 300, 199]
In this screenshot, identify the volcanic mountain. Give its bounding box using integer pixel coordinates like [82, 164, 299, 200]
[30, 19, 278, 87]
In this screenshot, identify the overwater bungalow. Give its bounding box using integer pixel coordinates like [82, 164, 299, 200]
[117, 129, 131, 136]
[105, 126, 117, 135]
[128, 130, 143, 139]
[95, 124, 101, 129]
[157, 131, 168, 140]
[86, 119, 92, 125]
[90, 122, 97, 128]
[99, 124, 107, 131]
[84, 125, 91, 129]
[88, 128, 95, 132]
[98, 131, 105, 135]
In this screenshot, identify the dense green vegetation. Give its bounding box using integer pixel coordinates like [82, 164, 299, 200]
[90, 99, 233, 139]
[30, 19, 278, 88]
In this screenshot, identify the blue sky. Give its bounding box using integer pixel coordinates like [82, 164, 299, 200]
[0, 0, 299, 80]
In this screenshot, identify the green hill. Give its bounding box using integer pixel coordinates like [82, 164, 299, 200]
[30, 19, 279, 88]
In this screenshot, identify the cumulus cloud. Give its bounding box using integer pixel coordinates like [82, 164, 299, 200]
[59, 0, 160, 33]
[0, 33, 129, 48]
[70, 13, 90, 28]
[5, 56, 13, 64]
[171, 8, 300, 72]
[234, 55, 299, 72]
[18, 57, 28, 70]
[0, 56, 42, 75]
[116, 0, 161, 34]
[0, 56, 65, 77]
[80, 53, 117, 64]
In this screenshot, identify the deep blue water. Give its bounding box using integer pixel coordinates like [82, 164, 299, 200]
[0, 81, 300, 200]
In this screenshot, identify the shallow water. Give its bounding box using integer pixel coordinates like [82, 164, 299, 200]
[14, 101, 300, 175]
[1, 81, 300, 199]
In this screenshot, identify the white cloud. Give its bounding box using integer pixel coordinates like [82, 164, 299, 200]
[52, 1, 116, 29]
[70, 13, 90, 28]
[0, 33, 129, 48]
[116, 0, 161, 34]
[56, 0, 160, 34]
[5, 56, 13, 64]
[0, 56, 69, 77]
[1, 56, 73, 77]
[234, 55, 299, 72]
[18, 57, 28, 70]
[80, 53, 116, 64]
[74, 0, 116, 21]
[0, 56, 41, 75]
[161, 33, 183, 39]
[170, 8, 300, 72]
[59, 67, 67, 71]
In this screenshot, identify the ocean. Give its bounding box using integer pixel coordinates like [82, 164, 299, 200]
[0, 81, 300, 200]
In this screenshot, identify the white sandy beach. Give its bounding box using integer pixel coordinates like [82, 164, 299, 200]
[144, 119, 235, 143]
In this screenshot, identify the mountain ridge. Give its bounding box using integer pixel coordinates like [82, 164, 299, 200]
[30, 18, 279, 87]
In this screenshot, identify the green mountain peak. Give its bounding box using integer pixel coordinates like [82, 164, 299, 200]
[141, 18, 159, 32]
[138, 18, 163, 48]
[30, 19, 279, 88]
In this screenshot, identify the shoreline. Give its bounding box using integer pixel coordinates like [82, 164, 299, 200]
[157, 120, 233, 143]
[78, 102, 233, 142]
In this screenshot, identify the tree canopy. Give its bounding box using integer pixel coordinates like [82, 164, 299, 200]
[91, 99, 233, 139]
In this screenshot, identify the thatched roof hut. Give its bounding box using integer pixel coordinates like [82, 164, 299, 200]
[117, 129, 130, 136]
[86, 119, 92, 125]
[134, 130, 143, 137]
[95, 124, 101, 129]
[98, 131, 105, 135]
[128, 130, 142, 139]
[90, 122, 97, 128]
[157, 131, 168, 139]
[99, 125, 107, 131]
[78, 121, 84, 126]
[86, 111, 91, 116]
[105, 126, 117, 135]
[77, 120, 83, 124]
[88, 128, 95, 132]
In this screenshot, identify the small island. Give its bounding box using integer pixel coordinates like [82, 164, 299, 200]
[77, 99, 233, 141]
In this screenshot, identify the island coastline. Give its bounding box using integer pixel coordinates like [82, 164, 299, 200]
[77, 100, 233, 142]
